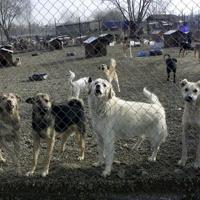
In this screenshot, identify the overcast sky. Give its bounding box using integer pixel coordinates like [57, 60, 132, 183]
[31, 0, 200, 25]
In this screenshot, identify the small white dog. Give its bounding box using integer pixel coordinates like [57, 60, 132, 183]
[178, 79, 200, 168]
[67, 70, 89, 98]
[88, 78, 168, 177]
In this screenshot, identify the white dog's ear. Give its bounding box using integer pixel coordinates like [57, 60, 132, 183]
[180, 79, 188, 87]
[197, 80, 200, 88]
[88, 77, 92, 83]
[108, 87, 115, 99]
[88, 77, 92, 95]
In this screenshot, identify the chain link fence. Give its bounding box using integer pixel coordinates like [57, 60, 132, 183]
[0, 0, 200, 198]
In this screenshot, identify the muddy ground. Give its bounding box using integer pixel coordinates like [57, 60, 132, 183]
[0, 45, 200, 199]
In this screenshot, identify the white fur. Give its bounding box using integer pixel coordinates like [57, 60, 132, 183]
[68, 70, 89, 98]
[88, 78, 168, 177]
[178, 79, 200, 168]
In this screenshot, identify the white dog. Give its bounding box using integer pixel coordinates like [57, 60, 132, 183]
[67, 70, 89, 98]
[178, 79, 200, 168]
[88, 78, 168, 177]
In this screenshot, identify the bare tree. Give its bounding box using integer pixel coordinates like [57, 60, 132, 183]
[0, 0, 31, 42]
[103, 0, 153, 38]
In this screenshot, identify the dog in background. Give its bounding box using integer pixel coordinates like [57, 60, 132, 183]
[194, 44, 200, 62]
[0, 93, 21, 174]
[164, 54, 177, 83]
[179, 41, 192, 57]
[88, 78, 168, 177]
[13, 57, 21, 66]
[67, 70, 89, 98]
[98, 58, 120, 92]
[26, 93, 86, 177]
[178, 79, 200, 168]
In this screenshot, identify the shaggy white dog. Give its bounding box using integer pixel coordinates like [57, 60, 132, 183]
[67, 70, 89, 98]
[88, 78, 168, 177]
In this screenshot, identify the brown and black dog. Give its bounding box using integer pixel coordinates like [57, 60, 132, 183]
[26, 93, 86, 177]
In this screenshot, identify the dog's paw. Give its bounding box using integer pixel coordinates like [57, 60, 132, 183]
[92, 161, 103, 167]
[193, 161, 200, 169]
[26, 171, 34, 177]
[41, 170, 49, 177]
[178, 159, 187, 166]
[78, 156, 84, 161]
[0, 157, 6, 163]
[148, 156, 156, 162]
[102, 170, 111, 178]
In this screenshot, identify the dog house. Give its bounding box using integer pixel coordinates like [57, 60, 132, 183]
[99, 33, 114, 44]
[84, 36, 107, 58]
[48, 38, 63, 50]
[163, 30, 188, 47]
[0, 48, 14, 67]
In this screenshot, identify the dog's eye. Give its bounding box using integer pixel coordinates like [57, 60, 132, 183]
[2, 97, 6, 100]
[95, 82, 98, 85]
[193, 89, 198, 93]
[185, 88, 189, 92]
[103, 83, 106, 87]
[44, 99, 49, 103]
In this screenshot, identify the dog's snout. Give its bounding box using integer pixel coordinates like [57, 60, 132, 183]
[96, 84, 100, 89]
[7, 100, 12, 105]
[185, 96, 193, 102]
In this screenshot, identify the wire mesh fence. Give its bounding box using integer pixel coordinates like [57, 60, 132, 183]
[0, 0, 200, 198]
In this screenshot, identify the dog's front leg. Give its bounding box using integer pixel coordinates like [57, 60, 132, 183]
[13, 136, 21, 175]
[93, 134, 104, 167]
[42, 135, 55, 177]
[26, 136, 40, 176]
[193, 131, 200, 168]
[115, 76, 120, 93]
[102, 136, 114, 177]
[0, 149, 6, 163]
[173, 72, 176, 83]
[178, 124, 188, 166]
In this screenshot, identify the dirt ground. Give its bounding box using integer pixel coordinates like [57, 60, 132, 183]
[0, 45, 200, 199]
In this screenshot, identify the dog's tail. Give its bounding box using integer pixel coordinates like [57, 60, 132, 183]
[110, 58, 116, 68]
[68, 70, 75, 85]
[143, 88, 161, 106]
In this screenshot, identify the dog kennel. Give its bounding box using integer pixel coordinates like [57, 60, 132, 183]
[84, 36, 107, 58]
[0, 48, 14, 67]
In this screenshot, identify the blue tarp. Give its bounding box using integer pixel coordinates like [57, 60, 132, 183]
[179, 25, 190, 33]
[102, 20, 129, 30]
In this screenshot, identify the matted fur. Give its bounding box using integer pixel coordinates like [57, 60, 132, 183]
[88, 78, 168, 177]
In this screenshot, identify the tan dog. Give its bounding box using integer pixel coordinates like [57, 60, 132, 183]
[98, 58, 120, 92]
[0, 93, 21, 174]
[194, 44, 200, 62]
[26, 93, 86, 177]
[13, 57, 21, 66]
[178, 79, 200, 168]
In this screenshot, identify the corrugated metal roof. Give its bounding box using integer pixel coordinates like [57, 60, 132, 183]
[84, 36, 97, 44]
[0, 48, 13, 53]
[164, 30, 178, 35]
